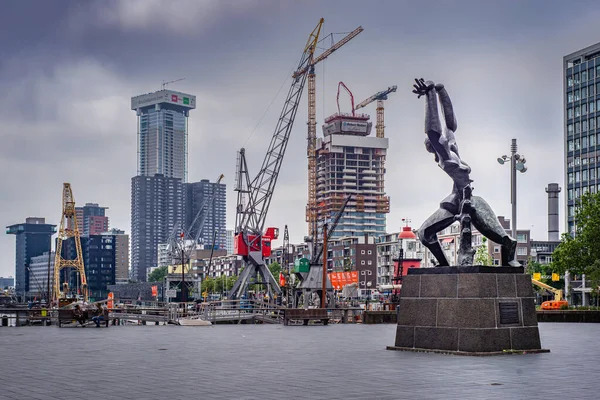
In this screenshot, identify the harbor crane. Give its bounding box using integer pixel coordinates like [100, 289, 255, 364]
[292, 23, 363, 251]
[355, 85, 397, 138]
[230, 19, 327, 300]
[53, 183, 88, 303]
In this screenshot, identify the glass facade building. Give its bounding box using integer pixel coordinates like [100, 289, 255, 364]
[132, 90, 196, 182]
[6, 217, 56, 296]
[564, 44, 600, 235]
[130, 90, 195, 281]
[185, 179, 227, 250]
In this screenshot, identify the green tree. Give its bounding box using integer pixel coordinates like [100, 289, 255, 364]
[201, 277, 215, 294]
[268, 262, 281, 279]
[474, 237, 493, 266]
[552, 192, 600, 301]
[552, 192, 600, 277]
[147, 266, 167, 282]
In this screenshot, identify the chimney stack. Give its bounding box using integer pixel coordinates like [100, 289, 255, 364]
[545, 183, 561, 241]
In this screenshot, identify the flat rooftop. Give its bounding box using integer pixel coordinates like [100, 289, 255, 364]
[131, 89, 196, 110]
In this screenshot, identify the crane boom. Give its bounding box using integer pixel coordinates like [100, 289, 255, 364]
[237, 19, 323, 237]
[292, 26, 364, 78]
[187, 174, 225, 244]
[311, 195, 352, 264]
[355, 85, 397, 109]
[355, 85, 397, 139]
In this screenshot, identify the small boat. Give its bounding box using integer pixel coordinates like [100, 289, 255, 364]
[177, 317, 212, 326]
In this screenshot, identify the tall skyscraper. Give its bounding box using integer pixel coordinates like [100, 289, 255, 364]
[563, 44, 600, 236]
[6, 217, 56, 296]
[76, 203, 109, 236]
[130, 89, 195, 282]
[131, 174, 184, 282]
[185, 179, 226, 250]
[131, 89, 196, 181]
[315, 112, 390, 238]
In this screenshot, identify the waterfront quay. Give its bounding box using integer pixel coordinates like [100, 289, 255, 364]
[0, 323, 599, 399]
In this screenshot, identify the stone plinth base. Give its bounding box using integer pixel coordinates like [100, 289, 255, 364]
[389, 267, 548, 355]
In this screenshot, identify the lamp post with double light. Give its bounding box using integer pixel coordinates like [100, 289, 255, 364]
[497, 138, 528, 242]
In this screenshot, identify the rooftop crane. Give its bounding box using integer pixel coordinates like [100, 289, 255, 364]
[292, 25, 363, 252]
[355, 85, 397, 138]
[230, 19, 326, 300]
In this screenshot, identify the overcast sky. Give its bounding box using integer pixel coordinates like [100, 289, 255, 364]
[1, 0, 598, 277]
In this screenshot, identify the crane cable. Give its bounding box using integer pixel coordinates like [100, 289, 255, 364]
[242, 68, 294, 148]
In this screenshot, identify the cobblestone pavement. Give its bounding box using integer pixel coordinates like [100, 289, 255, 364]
[0, 322, 598, 399]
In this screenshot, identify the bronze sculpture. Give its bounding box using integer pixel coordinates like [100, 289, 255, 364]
[412, 78, 519, 267]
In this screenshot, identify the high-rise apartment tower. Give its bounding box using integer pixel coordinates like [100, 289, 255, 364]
[564, 44, 600, 236]
[315, 112, 390, 238]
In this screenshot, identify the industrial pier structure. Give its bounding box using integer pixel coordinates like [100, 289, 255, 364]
[316, 112, 390, 238]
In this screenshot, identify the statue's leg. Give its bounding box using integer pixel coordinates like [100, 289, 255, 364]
[417, 208, 456, 266]
[470, 196, 519, 267]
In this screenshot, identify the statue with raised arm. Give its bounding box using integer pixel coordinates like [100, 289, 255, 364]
[412, 78, 519, 267]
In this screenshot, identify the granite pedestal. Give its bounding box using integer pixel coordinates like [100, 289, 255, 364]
[387, 266, 549, 355]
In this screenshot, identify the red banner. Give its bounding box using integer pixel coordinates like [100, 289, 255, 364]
[107, 292, 114, 309]
[151, 285, 158, 298]
[327, 271, 359, 290]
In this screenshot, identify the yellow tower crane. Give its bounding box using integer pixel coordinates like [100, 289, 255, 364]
[355, 85, 397, 138]
[292, 23, 364, 242]
[53, 183, 88, 304]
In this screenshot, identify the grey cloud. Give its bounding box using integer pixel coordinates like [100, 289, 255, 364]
[2, 0, 600, 276]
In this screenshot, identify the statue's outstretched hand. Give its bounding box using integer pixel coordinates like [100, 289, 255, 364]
[412, 78, 434, 98]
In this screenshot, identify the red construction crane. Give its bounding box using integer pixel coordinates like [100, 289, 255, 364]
[230, 19, 325, 300]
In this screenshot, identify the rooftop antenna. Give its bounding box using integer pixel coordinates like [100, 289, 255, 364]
[162, 78, 185, 90]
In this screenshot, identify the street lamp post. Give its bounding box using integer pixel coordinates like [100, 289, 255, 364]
[497, 138, 528, 242]
[365, 281, 372, 311]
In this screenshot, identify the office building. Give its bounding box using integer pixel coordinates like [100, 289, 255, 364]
[6, 217, 56, 296]
[76, 203, 109, 236]
[131, 89, 196, 181]
[28, 252, 54, 298]
[103, 229, 129, 284]
[184, 179, 226, 250]
[131, 174, 184, 282]
[564, 44, 600, 235]
[315, 112, 389, 238]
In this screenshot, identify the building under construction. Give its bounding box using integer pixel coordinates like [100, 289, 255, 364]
[315, 111, 390, 238]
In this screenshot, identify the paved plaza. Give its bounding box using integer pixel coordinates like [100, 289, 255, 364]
[0, 323, 599, 399]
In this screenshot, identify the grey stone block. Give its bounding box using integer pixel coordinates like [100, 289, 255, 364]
[420, 274, 457, 298]
[394, 326, 415, 347]
[496, 274, 517, 298]
[414, 327, 458, 351]
[400, 275, 420, 298]
[521, 298, 538, 327]
[510, 326, 542, 350]
[458, 274, 498, 298]
[516, 274, 535, 297]
[458, 328, 511, 353]
[437, 298, 496, 328]
[397, 298, 437, 327]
